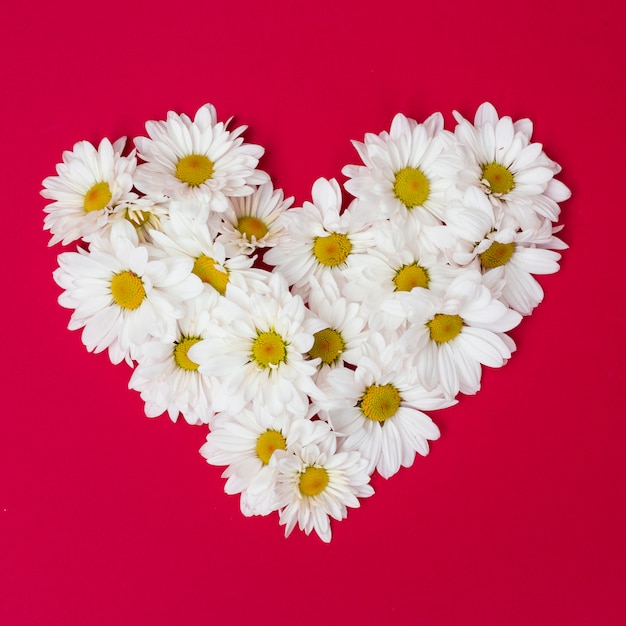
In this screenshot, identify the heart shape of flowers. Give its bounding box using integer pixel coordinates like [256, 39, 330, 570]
[43, 102, 569, 542]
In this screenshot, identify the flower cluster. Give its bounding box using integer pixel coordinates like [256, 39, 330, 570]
[43, 102, 569, 542]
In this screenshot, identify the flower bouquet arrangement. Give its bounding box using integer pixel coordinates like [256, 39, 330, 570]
[43, 102, 569, 542]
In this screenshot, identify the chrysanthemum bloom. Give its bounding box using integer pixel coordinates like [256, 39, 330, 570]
[342, 219, 460, 331]
[317, 334, 452, 479]
[128, 292, 222, 425]
[101, 193, 171, 245]
[188, 273, 325, 417]
[42, 137, 137, 246]
[214, 181, 293, 256]
[134, 103, 269, 214]
[200, 408, 332, 517]
[440, 187, 567, 315]
[453, 102, 571, 230]
[398, 270, 522, 397]
[263, 178, 374, 301]
[304, 274, 370, 371]
[53, 230, 202, 365]
[273, 422, 374, 543]
[149, 211, 272, 298]
[342, 112, 461, 225]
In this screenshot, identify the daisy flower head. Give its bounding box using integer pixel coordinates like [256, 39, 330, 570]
[214, 181, 294, 256]
[342, 218, 461, 332]
[188, 273, 325, 417]
[109, 193, 170, 243]
[441, 187, 565, 315]
[53, 229, 202, 366]
[317, 333, 453, 479]
[273, 420, 374, 543]
[477, 221, 565, 316]
[263, 177, 375, 301]
[399, 269, 522, 397]
[148, 211, 271, 298]
[453, 102, 571, 229]
[304, 273, 370, 370]
[133, 103, 270, 214]
[200, 407, 333, 517]
[86, 192, 171, 246]
[42, 137, 137, 246]
[128, 291, 222, 425]
[342, 112, 462, 225]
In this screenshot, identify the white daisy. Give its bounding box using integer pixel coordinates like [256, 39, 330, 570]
[42, 137, 137, 246]
[214, 181, 293, 256]
[399, 270, 522, 397]
[441, 187, 565, 315]
[128, 292, 221, 425]
[53, 230, 202, 365]
[188, 273, 324, 417]
[134, 103, 269, 213]
[263, 177, 374, 301]
[342, 218, 460, 331]
[273, 421, 374, 543]
[304, 274, 370, 370]
[342, 112, 461, 225]
[103, 193, 171, 244]
[148, 211, 271, 297]
[317, 333, 452, 479]
[453, 102, 571, 229]
[200, 409, 332, 517]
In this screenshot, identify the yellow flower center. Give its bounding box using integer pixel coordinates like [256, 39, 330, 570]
[393, 263, 430, 291]
[173, 337, 202, 371]
[299, 466, 329, 497]
[125, 210, 151, 228]
[393, 167, 430, 208]
[251, 331, 287, 369]
[175, 154, 214, 187]
[427, 314, 464, 343]
[479, 241, 516, 269]
[192, 255, 229, 295]
[312, 232, 352, 267]
[359, 383, 402, 422]
[481, 163, 515, 195]
[84, 182, 112, 213]
[308, 328, 345, 366]
[110, 270, 146, 310]
[237, 216, 269, 240]
[256, 429, 287, 465]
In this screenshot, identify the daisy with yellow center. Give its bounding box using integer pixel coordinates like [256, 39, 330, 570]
[264, 178, 374, 301]
[479, 231, 564, 316]
[341, 219, 458, 332]
[83, 194, 170, 246]
[342, 111, 462, 225]
[188, 273, 325, 418]
[317, 333, 451, 479]
[133, 103, 269, 214]
[200, 407, 334, 517]
[54, 230, 203, 366]
[304, 274, 369, 372]
[42, 136, 138, 246]
[399, 270, 522, 397]
[441, 187, 565, 316]
[129, 293, 221, 425]
[215, 182, 293, 256]
[274, 422, 374, 543]
[453, 102, 569, 230]
[149, 212, 270, 299]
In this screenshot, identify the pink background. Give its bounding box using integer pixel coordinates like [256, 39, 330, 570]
[2, 0, 625, 624]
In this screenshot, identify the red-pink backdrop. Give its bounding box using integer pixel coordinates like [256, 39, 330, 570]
[2, 0, 625, 624]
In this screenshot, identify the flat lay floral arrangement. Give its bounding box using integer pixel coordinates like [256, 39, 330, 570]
[43, 102, 569, 542]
